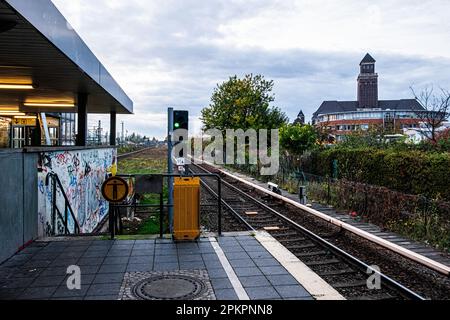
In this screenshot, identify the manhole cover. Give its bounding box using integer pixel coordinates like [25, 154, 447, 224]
[132, 275, 208, 300]
[119, 271, 216, 300]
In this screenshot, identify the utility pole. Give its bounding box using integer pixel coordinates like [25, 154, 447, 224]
[121, 121, 124, 146]
[98, 120, 102, 145]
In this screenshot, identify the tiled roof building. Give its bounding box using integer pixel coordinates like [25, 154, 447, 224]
[312, 54, 425, 141]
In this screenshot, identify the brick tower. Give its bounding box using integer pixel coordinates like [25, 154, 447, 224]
[357, 53, 378, 108]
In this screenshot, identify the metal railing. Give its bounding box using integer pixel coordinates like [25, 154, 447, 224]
[109, 173, 222, 239]
[45, 172, 80, 235]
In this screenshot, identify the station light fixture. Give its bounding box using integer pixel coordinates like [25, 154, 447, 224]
[0, 83, 34, 90]
[23, 102, 75, 108]
[14, 115, 37, 119]
[0, 106, 26, 116]
[0, 112, 26, 116]
[0, 106, 19, 111]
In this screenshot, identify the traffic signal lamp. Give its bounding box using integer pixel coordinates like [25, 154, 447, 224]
[173, 110, 189, 131]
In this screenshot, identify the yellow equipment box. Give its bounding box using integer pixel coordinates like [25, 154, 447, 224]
[173, 177, 201, 241]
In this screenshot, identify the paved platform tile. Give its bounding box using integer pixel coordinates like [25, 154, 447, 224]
[153, 262, 179, 271]
[210, 278, 233, 290]
[87, 283, 122, 297]
[266, 274, 299, 286]
[259, 266, 288, 275]
[233, 267, 263, 277]
[245, 286, 281, 300]
[229, 259, 256, 268]
[214, 288, 239, 300]
[30, 275, 66, 288]
[275, 285, 310, 299]
[239, 276, 271, 288]
[98, 264, 127, 274]
[92, 273, 125, 284]
[52, 285, 89, 299]
[126, 263, 153, 272]
[19, 286, 58, 300]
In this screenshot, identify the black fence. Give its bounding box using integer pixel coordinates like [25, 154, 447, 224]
[108, 173, 222, 239]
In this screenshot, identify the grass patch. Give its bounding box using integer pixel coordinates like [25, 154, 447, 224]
[135, 215, 164, 235]
[118, 158, 167, 175]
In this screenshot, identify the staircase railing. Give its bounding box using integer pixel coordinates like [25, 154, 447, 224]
[45, 172, 80, 235]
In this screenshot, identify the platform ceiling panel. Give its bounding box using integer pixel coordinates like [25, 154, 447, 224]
[0, 0, 133, 114]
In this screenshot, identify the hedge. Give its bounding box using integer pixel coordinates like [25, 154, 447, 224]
[306, 178, 450, 250]
[302, 148, 450, 200]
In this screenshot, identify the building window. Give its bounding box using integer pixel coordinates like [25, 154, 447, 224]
[60, 113, 75, 146]
[48, 127, 59, 146]
[12, 126, 25, 148]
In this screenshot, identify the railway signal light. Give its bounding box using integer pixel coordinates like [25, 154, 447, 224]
[173, 110, 188, 131]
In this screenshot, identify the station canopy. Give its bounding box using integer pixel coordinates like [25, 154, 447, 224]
[0, 0, 133, 114]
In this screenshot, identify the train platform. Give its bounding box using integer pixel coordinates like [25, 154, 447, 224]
[0, 232, 342, 300]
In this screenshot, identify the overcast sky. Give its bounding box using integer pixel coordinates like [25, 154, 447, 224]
[52, 0, 450, 139]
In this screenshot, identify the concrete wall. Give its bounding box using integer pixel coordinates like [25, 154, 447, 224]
[37, 148, 116, 237]
[0, 150, 38, 263]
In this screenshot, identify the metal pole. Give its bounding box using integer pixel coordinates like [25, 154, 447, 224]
[160, 193, 164, 238]
[109, 204, 115, 240]
[218, 176, 222, 236]
[121, 121, 124, 145]
[76, 93, 88, 146]
[52, 177, 56, 235]
[168, 108, 174, 234]
[110, 112, 116, 146]
[327, 177, 331, 205]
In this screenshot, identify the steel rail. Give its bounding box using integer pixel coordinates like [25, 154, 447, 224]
[187, 156, 450, 276]
[188, 166, 255, 232]
[116, 147, 153, 159]
[192, 157, 450, 277]
[192, 162, 426, 300]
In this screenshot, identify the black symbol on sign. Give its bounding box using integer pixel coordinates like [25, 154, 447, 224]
[107, 180, 123, 200]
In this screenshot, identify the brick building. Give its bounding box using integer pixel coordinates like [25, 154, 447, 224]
[312, 53, 425, 142]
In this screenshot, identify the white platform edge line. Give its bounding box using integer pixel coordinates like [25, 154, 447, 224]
[209, 237, 250, 300]
[254, 231, 346, 300]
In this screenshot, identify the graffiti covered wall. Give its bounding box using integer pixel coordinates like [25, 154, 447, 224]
[37, 148, 116, 237]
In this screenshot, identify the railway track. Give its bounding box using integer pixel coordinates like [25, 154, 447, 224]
[189, 162, 427, 300]
[117, 147, 153, 159]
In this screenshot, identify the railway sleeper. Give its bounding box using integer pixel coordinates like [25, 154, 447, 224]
[247, 216, 279, 222]
[270, 232, 298, 238]
[295, 250, 329, 257]
[316, 268, 357, 276]
[352, 293, 397, 301]
[278, 237, 307, 243]
[284, 243, 316, 250]
[305, 258, 341, 266]
[331, 280, 368, 289]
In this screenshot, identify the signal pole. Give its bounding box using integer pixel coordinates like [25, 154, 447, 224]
[167, 108, 174, 234]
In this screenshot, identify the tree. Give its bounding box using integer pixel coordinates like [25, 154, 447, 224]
[201, 74, 288, 132]
[411, 86, 450, 143]
[315, 119, 335, 145]
[280, 123, 318, 155]
[436, 128, 450, 151]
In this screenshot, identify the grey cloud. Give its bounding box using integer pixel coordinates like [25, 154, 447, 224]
[53, 0, 450, 138]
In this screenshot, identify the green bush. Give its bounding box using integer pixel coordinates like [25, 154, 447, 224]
[303, 147, 450, 200]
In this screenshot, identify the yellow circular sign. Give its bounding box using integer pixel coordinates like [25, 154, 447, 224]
[101, 176, 129, 203]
